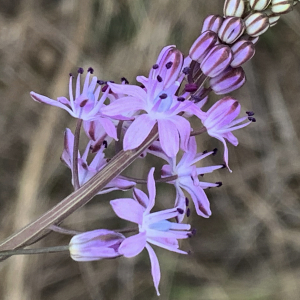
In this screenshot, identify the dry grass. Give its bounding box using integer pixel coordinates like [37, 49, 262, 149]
[0, 0, 300, 299]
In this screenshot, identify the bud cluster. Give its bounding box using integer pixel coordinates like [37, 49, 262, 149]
[187, 0, 297, 101]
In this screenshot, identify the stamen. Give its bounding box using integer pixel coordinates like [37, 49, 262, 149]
[77, 67, 84, 74]
[177, 208, 184, 214]
[203, 150, 208, 154]
[221, 164, 226, 169]
[177, 97, 185, 102]
[97, 80, 106, 85]
[212, 148, 218, 155]
[165, 61, 173, 69]
[152, 64, 159, 69]
[103, 140, 108, 148]
[121, 77, 129, 84]
[69, 73, 73, 77]
[216, 181, 222, 187]
[80, 99, 88, 107]
[185, 197, 189, 206]
[248, 116, 256, 122]
[159, 93, 168, 99]
[157, 75, 163, 82]
[87, 67, 94, 74]
[246, 111, 255, 116]
[102, 85, 108, 92]
[186, 208, 191, 217]
[182, 67, 191, 75]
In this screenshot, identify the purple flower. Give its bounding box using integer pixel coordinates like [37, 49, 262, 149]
[30, 68, 118, 140]
[69, 229, 125, 261]
[61, 128, 135, 192]
[200, 96, 253, 172]
[110, 168, 191, 295]
[101, 46, 205, 157]
[150, 137, 223, 221]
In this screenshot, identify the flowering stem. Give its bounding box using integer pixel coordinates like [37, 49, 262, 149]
[190, 126, 207, 136]
[0, 245, 69, 256]
[49, 224, 83, 236]
[0, 124, 159, 260]
[73, 118, 83, 190]
[123, 174, 178, 184]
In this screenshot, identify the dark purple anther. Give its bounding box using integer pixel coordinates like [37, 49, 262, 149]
[121, 77, 129, 84]
[97, 80, 106, 85]
[177, 208, 184, 214]
[210, 66, 246, 95]
[80, 99, 88, 107]
[200, 44, 233, 78]
[152, 64, 159, 69]
[182, 67, 191, 75]
[78, 67, 84, 74]
[246, 111, 255, 116]
[248, 116, 256, 122]
[186, 208, 191, 217]
[165, 61, 173, 69]
[185, 83, 198, 92]
[203, 150, 208, 154]
[102, 84, 108, 92]
[218, 16, 245, 44]
[216, 181, 223, 187]
[157, 75, 163, 82]
[69, 73, 73, 77]
[87, 67, 94, 74]
[159, 93, 168, 99]
[213, 148, 218, 155]
[185, 197, 189, 206]
[189, 31, 218, 63]
[177, 97, 185, 102]
[103, 140, 108, 148]
[231, 40, 255, 68]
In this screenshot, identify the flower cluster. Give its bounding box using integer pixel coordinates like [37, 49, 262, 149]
[29, 0, 298, 295]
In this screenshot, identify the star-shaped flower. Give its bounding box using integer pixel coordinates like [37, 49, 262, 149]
[110, 168, 191, 295]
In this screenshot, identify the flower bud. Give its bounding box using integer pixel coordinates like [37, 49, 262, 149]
[238, 34, 259, 44]
[223, 0, 245, 17]
[268, 14, 281, 26]
[210, 66, 246, 94]
[69, 229, 125, 261]
[231, 40, 255, 67]
[271, 0, 293, 14]
[200, 45, 233, 77]
[189, 31, 218, 63]
[218, 17, 245, 44]
[244, 12, 270, 37]
[201, 15, 223, 33]
[249, 0, 272, 10]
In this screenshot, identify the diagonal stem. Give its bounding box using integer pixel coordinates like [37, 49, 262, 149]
[0, 124, 159, 261]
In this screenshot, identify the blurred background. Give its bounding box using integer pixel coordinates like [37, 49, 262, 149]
[0, 0, 300, 299]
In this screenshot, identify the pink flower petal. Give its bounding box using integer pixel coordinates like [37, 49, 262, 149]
[108, 82, 147, 99]
[118, 232, 147, 257]
[158, 119, 179, 157]
[110, 199, 144, 224]
[145, 243, 161, 296]
[123, 115, 156, 151]
[133, 188, 149, 208]
[98, 117, 118, 140]
[145, 168, 156, 213]
[170, 115, 191, 152]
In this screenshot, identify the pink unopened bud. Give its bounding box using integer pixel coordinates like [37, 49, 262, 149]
[230, 40, 255, 67]
[200, 45, 233, 78]
[189, 31, 218, 63]
[271, 0, 293, 14]
[244, 12, 270, 37]
[201, 15, 223, 33]
[69, 229, 125, 261]
[210, 66, 246, 94]
[223, 0, 245, 17]
[218, 17, 245, 44]
[249, 0, 272, 11]
[150, 45, 183, 89]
